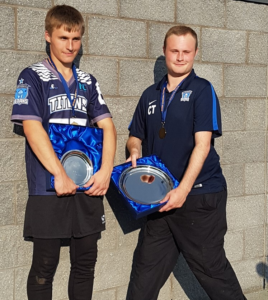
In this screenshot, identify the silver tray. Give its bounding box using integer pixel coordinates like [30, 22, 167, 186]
[119, 165, 173, 204]
[61, 150, 93, 186]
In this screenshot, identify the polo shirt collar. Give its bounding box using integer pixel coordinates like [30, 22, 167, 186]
[156, 69, 196, 90]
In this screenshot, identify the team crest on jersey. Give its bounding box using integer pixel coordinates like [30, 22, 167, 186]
[50, 84, 58, 90]
[14, 79, 31, 105]
[181, 90, 192, 102]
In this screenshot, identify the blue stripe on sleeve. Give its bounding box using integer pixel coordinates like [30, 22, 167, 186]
[210, 83, 219, 131]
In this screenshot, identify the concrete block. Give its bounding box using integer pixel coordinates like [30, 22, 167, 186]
[17, 8, 47, 51]
[53, 260, 69, 300]
[4, 0, 51, 8]
[0, 182, 15, 226]
[220, 98, 246, 132]
[202, 28, 246, 63]
[54, 0, 118, 16]
[244, 226, 265, 259]
[0, 268, 14, 300]
[0, 51, 45, 94]
[120, 0, 174, 22]
[119, 60, 155, 96]
[94, 248, 133, 290]
[176, 0, 225, 27]
[0, 6, 15, 50]
[224, 230, 244, 262]
[224, 65, 267, 97]
[194, 63, 223, 97]
[88, 17, 146, 58]
[232, 258, 264, 292]
[15, 181, 28, 225]
[17, 237, 32, 267]
[172, 255, 209, 300]
[117, 284, 128, 300]
[92, 288, 116, 300]
[107, 97, 139, 135]
[15, 266, 28, 300]
[115, 134, 128, 165]
[246, 99, 266, 131]
[226, 0, 268, 32]
[245, 290, 268, 300]
[222, 131, 265, 164]
[0, 95, 17, 139]
[118, 225, 140, 249]
[226, 195, 265, 231]
[245, 163, 265, 195]
[158, 277, 172, 300]
[148, 22, 201, 60]
[222, 164, 244, 197]
[0, 225, 21, 269]
[0, 140, 26, 182]
[98, 211, 117, 251]
[79, 56, 118, 96]
[248, 33, 268, 64]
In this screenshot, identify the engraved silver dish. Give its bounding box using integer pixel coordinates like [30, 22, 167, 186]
[61, 150, 93, 186]
[119, 165, 173, 204]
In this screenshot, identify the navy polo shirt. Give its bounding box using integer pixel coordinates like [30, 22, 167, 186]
[129, 69, 226, 195]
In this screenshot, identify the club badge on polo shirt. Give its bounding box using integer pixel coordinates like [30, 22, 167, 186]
[14, 78, 31, 105]
[181, 90, 192, 102]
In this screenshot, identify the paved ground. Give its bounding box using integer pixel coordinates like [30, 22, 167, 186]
[245, 289, 268, 300]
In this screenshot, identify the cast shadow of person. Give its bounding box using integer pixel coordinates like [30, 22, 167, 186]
[256, 261, 268, 285]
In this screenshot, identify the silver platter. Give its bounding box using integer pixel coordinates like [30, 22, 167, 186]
[61, 150, 93, 186]
[119, 165, 173, 205]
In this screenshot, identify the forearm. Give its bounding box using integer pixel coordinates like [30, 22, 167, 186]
[23, 120, 65, 176]
[126, 136, 142, 157]
[100, 121, 117, 173]
[179, 144, 210, 194]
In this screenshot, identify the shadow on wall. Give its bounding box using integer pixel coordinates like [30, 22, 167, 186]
[256, 262, 268, 285]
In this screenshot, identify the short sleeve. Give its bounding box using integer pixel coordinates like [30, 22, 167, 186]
[11, 68, 43, 125]
[194, 82, 222, 138]
[87, 76, 111, 125]
[128, 92, 147, 140]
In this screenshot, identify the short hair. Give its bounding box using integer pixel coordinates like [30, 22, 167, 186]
[163, 25, 198, 50]
[45, 5, 85, 36]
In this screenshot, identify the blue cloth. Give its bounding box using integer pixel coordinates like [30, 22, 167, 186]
[111, 155, 179, 219]
[48, 123, 103, 191]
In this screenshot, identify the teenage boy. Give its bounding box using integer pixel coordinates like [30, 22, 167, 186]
[126, 26, 246, 300]
[11, 5, 116, 300]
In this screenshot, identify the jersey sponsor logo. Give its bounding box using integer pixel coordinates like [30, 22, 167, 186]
[14, 79, 30, 105]
[48, 94, 88, 114]
[79, 82, 87, 91]
[181, 90, 192, 102]
[149, 100, 157, 105]
[101, 215, 106, 224]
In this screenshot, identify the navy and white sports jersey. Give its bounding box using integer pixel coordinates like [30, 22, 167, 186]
[11, 59, 112, 196]
[129, 69, 226, 195]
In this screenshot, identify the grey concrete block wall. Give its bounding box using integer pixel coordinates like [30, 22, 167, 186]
[0, 0, 268, 299]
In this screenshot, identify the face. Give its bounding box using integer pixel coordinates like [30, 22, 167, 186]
[45, 25, 82, 68]
[163, 33, 198, 79]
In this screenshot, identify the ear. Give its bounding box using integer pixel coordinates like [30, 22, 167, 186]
[45, 31, 51, 43]
[195, 48, 199, 57]
[163, 46, 166, 56]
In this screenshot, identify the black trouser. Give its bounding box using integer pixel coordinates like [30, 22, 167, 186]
[27, 233, 99, 300]
[127, 189, 246, 300]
